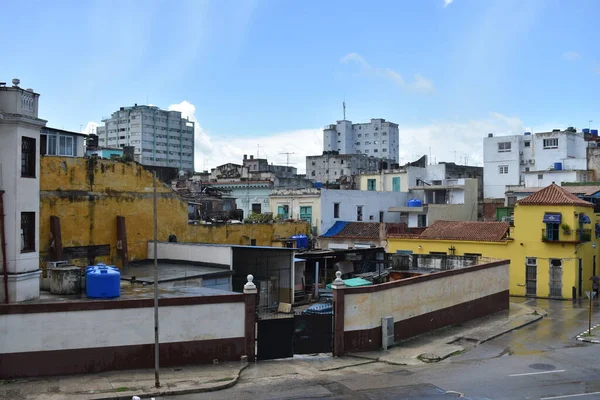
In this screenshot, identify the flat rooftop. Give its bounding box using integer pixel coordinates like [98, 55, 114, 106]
[121, 260, 231, 284]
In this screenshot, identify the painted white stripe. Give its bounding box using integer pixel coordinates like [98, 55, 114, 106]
[509, 369, 565, 377]
[541, 391, 600, 399]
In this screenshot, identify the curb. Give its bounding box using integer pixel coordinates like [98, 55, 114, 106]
[478, 309, 546, 345]
[576, 324, 600, 344]
[92, 363, 249, 400]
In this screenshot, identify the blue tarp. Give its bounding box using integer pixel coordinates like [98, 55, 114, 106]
[321, 221, 349, 237]
[543, 213, 562, 223]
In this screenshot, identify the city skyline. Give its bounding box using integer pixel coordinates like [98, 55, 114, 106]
[2, 0, 599, 172]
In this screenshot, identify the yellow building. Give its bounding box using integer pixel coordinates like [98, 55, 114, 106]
[40, 156, 310, 267]
[388, 184, 599, 299]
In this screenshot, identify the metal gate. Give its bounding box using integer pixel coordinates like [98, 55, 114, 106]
[526, 259, 537, 296]
[257, 316, 294, 361]
[549, 259, 563, 297]
[257, 313, 333, 360]
[294, 314, 333, 354]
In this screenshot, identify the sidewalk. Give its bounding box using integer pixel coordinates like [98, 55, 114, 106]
[0, 361, 248, 400]
[576, 323, 600, 344]
[348, 301, 546, 365]
[0, 302, 544, 400]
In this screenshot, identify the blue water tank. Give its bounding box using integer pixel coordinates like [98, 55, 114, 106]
[554, 162, 563, 171]
[592, 129, 599, 136]
[291, 234, 309, 249]
[86, 266, 120, 298]
[314, 182, 323, 188]
[583, 128, 590, 134]
[407, 199, 423, 207]
[524, 131, 532, 135]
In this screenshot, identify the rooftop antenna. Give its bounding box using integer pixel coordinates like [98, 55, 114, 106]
[343, 101, 346, 120]
[279, 152, 296, 168]
[590, 120, 594, 131]
[257, 144, 260, 158]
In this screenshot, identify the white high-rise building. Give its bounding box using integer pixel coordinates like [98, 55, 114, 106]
[96, 105, 195, 177]
[322, 118, 399, 162]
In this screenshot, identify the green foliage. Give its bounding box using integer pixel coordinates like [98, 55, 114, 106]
[244, 212, 274, 224]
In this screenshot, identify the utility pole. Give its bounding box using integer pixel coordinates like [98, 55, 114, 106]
[153, 172, 160, 388]
[279, 152, 296, 168]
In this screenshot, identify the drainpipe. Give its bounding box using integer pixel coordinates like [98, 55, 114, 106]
[0, 190, 8, 304]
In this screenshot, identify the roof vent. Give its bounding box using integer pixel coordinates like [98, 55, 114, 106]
[488, 133, 493, 137]
[26, 88, 33, 92]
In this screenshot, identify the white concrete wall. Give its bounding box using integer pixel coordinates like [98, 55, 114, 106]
[269, 193, 321, 231]
[148, 242, 233, 267]
[523, 170, 580, 187]
[0, 302, 245, 354]
[483, 135, 521, 198]
[320, 189, 405, 234]
[343, 262, 509, 332]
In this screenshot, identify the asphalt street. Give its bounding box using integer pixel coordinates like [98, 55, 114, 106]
[159, 298, 600, 400]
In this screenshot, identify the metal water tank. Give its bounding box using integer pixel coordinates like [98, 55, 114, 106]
[50, 266, 82, 295]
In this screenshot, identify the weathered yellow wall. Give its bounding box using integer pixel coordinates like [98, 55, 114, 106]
[40, 157, 309, 266]
[388, 202, 599, 299]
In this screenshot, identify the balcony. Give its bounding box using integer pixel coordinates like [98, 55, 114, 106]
[541, 228, 591, 243]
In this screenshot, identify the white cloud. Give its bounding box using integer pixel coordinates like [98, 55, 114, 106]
[561, 51, 581, 62]
[444, 0, 454, 7]
[340, 52, 434, 93]
[398, 112, 523, 166]
[81, 121, 99, 135]
[167, 100, 322, 173]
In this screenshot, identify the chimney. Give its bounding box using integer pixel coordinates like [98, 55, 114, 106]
[244, 154, 247, 160]
[250, 155, 254, 160]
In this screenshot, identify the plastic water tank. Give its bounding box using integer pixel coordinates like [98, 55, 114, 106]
[592, 129, 599, 136]
[291, 234, 309, 249]
[554, 162, 563, 171]
[524, 131, 532, 135]
[407, 199, 423, 207]
[583, 128, 590, 134]
[86, 265, 120, 298]
[314, 182, 323, 188]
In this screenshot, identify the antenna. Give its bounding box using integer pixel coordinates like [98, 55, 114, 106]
[279, 152, 296, 168]
[257, 144, 260, 158]
[343, 101, 346, 120]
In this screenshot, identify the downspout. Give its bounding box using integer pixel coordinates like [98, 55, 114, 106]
[0, 190, 8, 304]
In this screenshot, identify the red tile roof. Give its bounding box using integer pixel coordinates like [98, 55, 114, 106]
[417, 220, 510, 242]
[517, 183, 593, 207]
[509, 185, 600, 196]
[323, 222, 381, 239]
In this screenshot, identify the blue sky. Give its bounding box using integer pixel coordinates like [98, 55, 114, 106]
[2, 0, 600, 171]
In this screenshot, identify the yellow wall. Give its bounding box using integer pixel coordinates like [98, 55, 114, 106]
[40, 157, 309, 266]
[389, 203, 599, 299]
[359, 171, 408, 192]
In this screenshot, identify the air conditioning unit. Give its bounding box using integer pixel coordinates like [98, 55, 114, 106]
[528, 159, 535, 164]
[520, 159, 526, 165]
[526, 257, 537, 266]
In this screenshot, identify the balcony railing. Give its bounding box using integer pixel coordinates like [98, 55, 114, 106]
[541, 228, 591, 243]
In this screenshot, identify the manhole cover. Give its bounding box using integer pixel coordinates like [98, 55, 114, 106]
[528, 363, 556, 371]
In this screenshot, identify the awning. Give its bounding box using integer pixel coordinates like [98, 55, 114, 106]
[579, 214, 591, 224]
[543, 213, 562, 223]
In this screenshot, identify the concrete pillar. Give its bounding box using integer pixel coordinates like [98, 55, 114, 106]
[332, 271, 345, 357]
[243, 274, 258, 362]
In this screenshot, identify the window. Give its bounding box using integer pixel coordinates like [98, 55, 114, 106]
[251, 203, 261, 214]
[525, 167, 530, 172]
[382, 140, 387, 144]
[311, 171, 315, 176]
[367, 179, 377, 191]
[250, 239, 257, 246]
[546, 223, 559, 241]
[59, 136, 74, 156]
[341, 160, 344, 164]
[383, 148, 387, 152]
[543, 138, 559, 149]
[47, 135, 57, 155]
[498, 165, 509, 174]
[358, 134, 362, 137]
[379, 211, 384, 222]
[538, 174, 543, 179]
[524, 141, 531, 147]
[365, 150, 369, 153]
[21, 137, 36, 177]
[382, 132, 387, 136]
[21, 212, 35, 252]
[357, 206, 363, 221]
[365, 134, 369, 137]
[277, 205, 289, 219]
[498, 142, 511, 152]
[418, 214, 427, 227]
[334, 203, 340, 218]
[392, 177, 400, 192]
